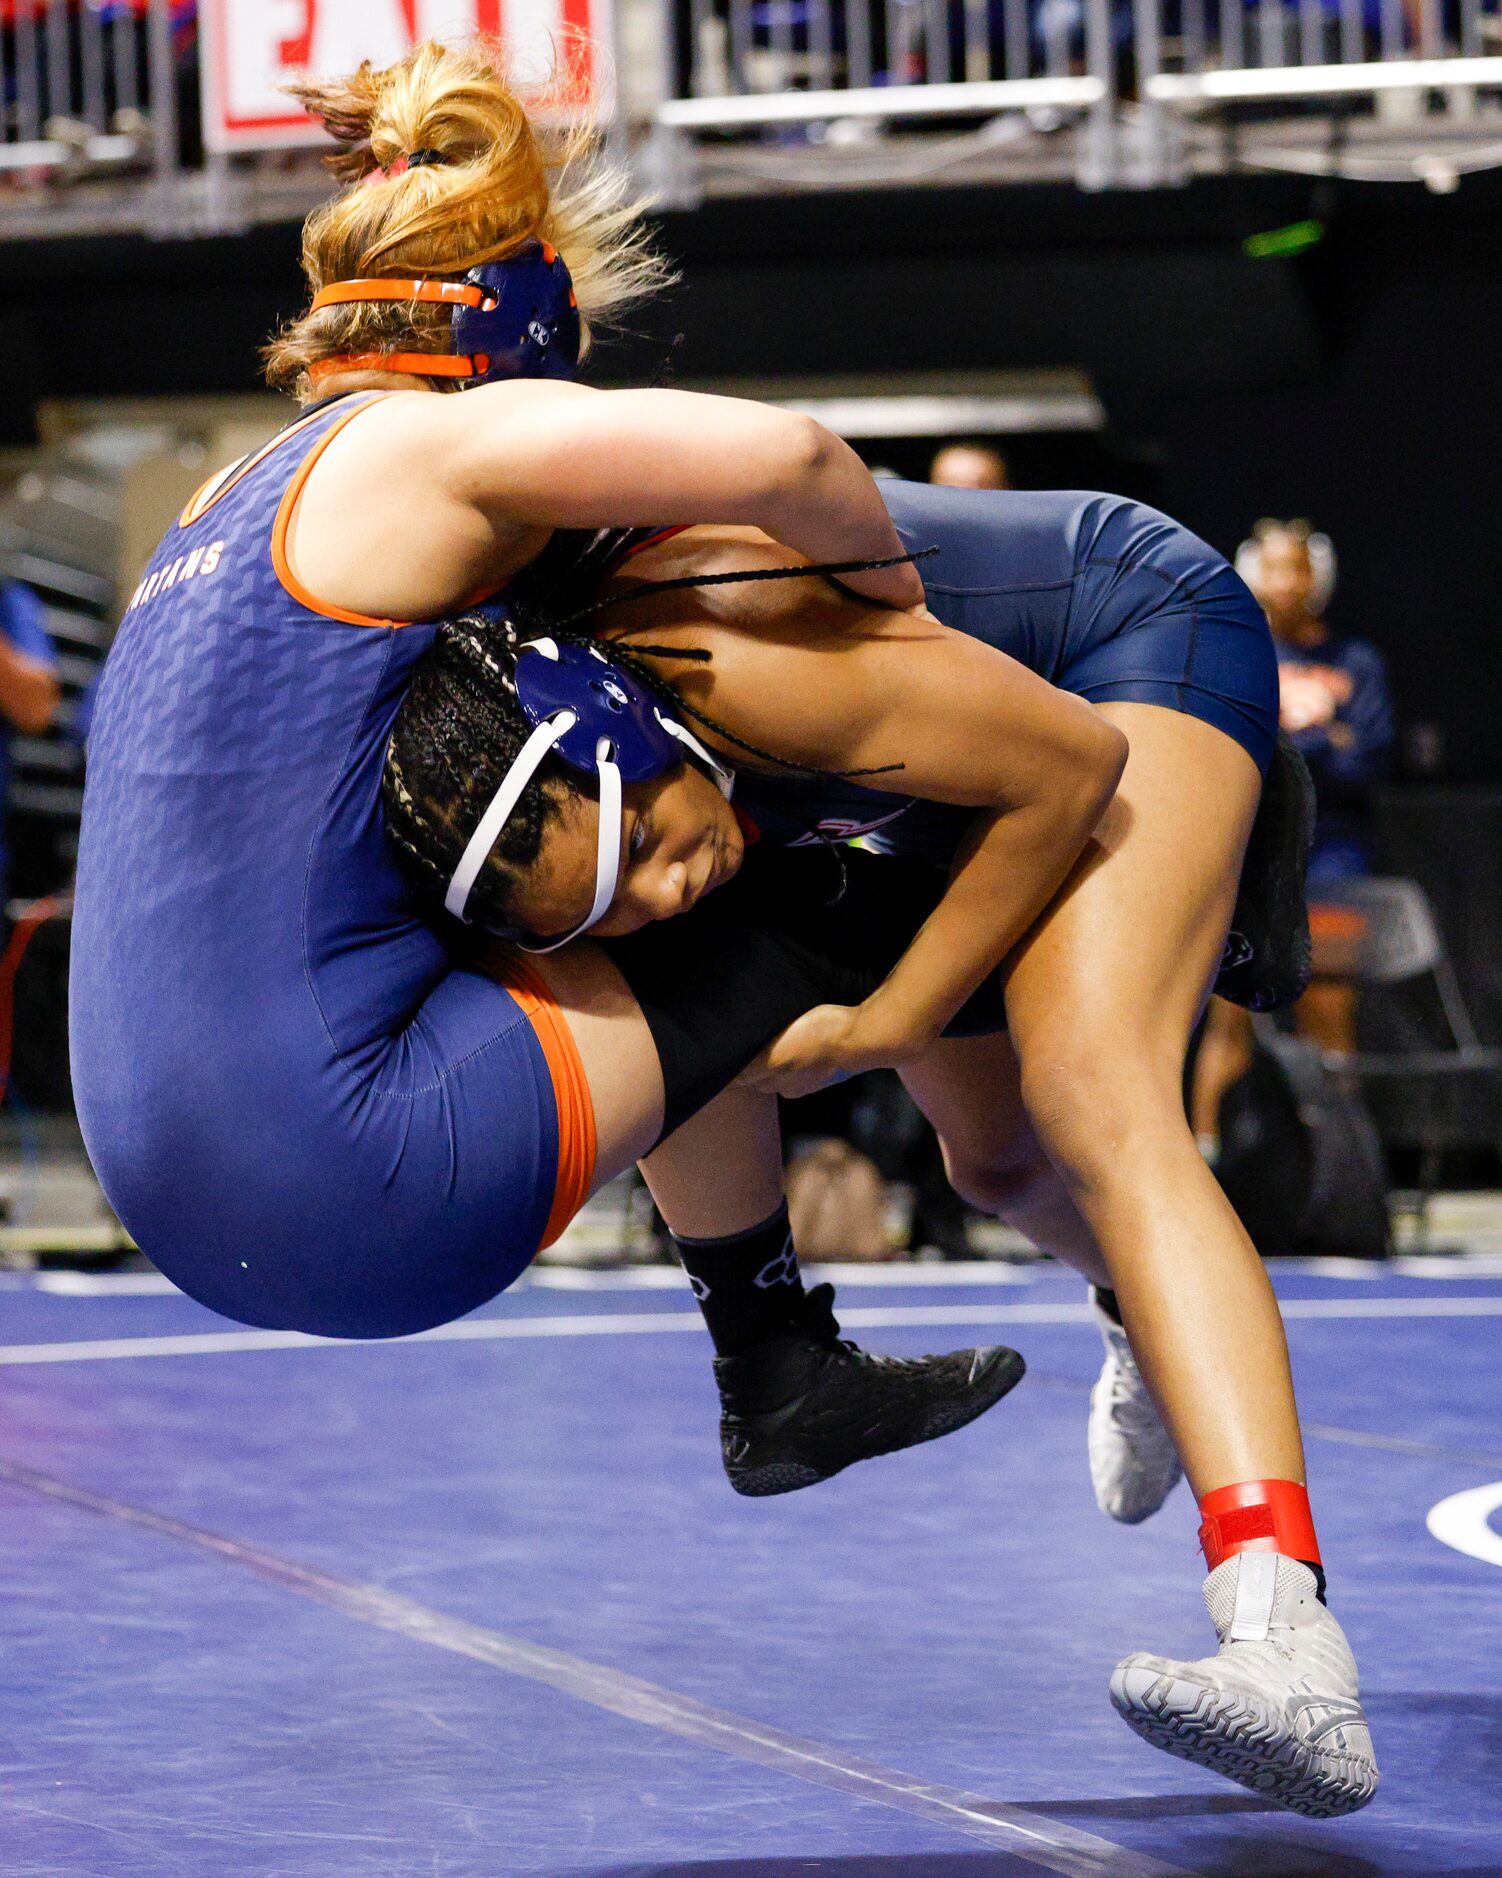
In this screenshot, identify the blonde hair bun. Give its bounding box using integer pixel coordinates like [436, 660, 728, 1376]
[265, 38, 671, 397]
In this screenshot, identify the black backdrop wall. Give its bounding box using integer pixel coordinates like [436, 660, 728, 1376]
[5, 168, 1498, 780]
[4, 166, 1500, 1143]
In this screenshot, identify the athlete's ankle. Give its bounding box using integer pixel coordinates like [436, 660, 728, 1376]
[670, 1203, 805, 1357]
[1198, 1478, 1328, 1601]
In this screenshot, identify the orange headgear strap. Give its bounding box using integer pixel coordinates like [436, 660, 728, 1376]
[1198, 1479, 1321, 1571]
[306, 278, 500, 384]
[309, 278, 492, 313]
[306, 351, 486, 384]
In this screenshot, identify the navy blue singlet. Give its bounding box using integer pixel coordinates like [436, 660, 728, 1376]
[70, 395, 590, 1340]
[734, 482, 1279, 864]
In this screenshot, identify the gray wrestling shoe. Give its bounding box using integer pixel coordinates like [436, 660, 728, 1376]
[1110, 1554, 1379, 1819]
[1087, 1288, 1183, 1523]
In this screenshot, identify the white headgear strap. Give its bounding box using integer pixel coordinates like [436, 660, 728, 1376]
[443, 710, 628, 950]
[657, 713, 734, 797]
[521, 740, 622, 954]
[442, 658, 735, 947]
[445, 710, 577, 923]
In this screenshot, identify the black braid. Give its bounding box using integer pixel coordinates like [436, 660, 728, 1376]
[383, 610, 578, 932]
[383, 542, 934, 930]
[520, 543, 937, 783]
[554, 544, 937, 629]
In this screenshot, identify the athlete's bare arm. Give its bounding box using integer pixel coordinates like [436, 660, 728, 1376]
[282, 382, 922, 625]
[605, 525, 1129, 1084]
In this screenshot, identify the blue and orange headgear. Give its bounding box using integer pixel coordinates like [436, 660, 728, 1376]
[306, 235, 581, 388]
[443, 636, 734, 950]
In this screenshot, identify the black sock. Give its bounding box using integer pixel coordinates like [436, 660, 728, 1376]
[1302, 1560, 1329, 1604]
[1093, 1285, 1124, 1326]
[670, 1203, 805, 1357]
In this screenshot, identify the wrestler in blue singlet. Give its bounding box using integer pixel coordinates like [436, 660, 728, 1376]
[732, 482, 1278, 862]
[71, 394, 582, 1340]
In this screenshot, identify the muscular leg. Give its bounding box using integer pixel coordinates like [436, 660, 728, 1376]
[1009, 703, 1298, 1494]
[912, 704, 1302, 1498]
[524, 941, 667, 1185]
[901, 1030, 1110, 1287]
[640, 1082, 785, 1238]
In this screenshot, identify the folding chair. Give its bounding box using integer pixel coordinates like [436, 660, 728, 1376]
[1318, 875, 1502, 1212]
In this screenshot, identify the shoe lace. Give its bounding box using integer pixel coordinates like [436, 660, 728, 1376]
[794, 1283, 929, 1369]
[793, 1282, 858, 1355]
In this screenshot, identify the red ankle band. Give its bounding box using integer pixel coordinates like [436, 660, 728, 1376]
[1197, 1478, 1321, 1571]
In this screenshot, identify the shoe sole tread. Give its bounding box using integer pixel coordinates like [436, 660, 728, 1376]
[1109, 1661, 1378, 1819]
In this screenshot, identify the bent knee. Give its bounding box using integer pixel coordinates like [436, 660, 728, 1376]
[1018, 1043, 1185, 1180]
[943, 1135, 1054, 1218]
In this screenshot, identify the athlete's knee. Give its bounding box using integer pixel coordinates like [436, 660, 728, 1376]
[1017, 1035, 1182, 1187]
[942, 1130, 1053, 1218]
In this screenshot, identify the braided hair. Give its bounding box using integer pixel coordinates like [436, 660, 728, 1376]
[383, 544, 931, 932]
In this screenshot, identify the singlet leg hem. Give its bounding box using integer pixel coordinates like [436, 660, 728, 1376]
[1070, 678, 1277, 775]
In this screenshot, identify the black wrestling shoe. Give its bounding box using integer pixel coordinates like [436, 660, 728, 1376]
[1214, 730, 1316, 1013]
[714, 1283, 1026, 1496]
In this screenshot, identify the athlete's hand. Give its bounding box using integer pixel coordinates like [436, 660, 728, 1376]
[741, 1001, 930, 1100]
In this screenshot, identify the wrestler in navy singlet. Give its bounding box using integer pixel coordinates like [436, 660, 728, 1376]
[732, 482, 1278, 864]
[70, 394, 580, 1340]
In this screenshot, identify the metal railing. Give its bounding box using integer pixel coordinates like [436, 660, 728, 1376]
[0, 2, 173, 170]
[1127, 0, 1502, 185]
[1139, 0, 1502, 93]
[660, 0, 1109, 114]
[3, 0, 1502, 229]
[654, 0, 1502, 187]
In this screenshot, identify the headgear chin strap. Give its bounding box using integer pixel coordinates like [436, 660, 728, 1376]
[443, 639, 733, 951]
[308, 240, 581, 387]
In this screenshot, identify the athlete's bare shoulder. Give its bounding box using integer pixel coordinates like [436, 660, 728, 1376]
[283, 387, 555, 624]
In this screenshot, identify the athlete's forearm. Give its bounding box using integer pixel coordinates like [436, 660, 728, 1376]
[856, 761, 1122, 1054]
[446, 383, 923, 610]
[755, 432, 924, 612]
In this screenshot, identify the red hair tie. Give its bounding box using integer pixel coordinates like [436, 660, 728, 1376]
[357, 154, 415, 188]
[358, 149, 444, 187]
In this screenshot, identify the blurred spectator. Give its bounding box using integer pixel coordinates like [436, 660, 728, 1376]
[930, 442, 1011, 490]
[1237, 519, 1396, 1058]
[0, 575, 61, 909]
[1238, 519, 1396, 886]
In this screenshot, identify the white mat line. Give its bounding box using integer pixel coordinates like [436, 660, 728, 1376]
[3, 1293, 1502, 1367]
[0, 1460, 1198, 1878]
[527, 1260, 1040, 1290]
[1427, 1481, 1502, 1571]
[25, 1261, 1041, 1298]
[21, 1254, 1502, 1302]
[1305, 1422, 1502, 1473]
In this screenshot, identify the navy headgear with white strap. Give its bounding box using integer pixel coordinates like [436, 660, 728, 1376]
[443, 639, 733, 950]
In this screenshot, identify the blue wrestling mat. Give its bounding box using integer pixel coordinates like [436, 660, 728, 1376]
[2, 1256, 1499, 1875]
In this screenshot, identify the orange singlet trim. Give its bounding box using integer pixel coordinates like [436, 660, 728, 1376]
[487, 951, 598, 1250]
[270, 391, 511, 627]
[270, 395, 414, 629]
[179, 401, 348, 529]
